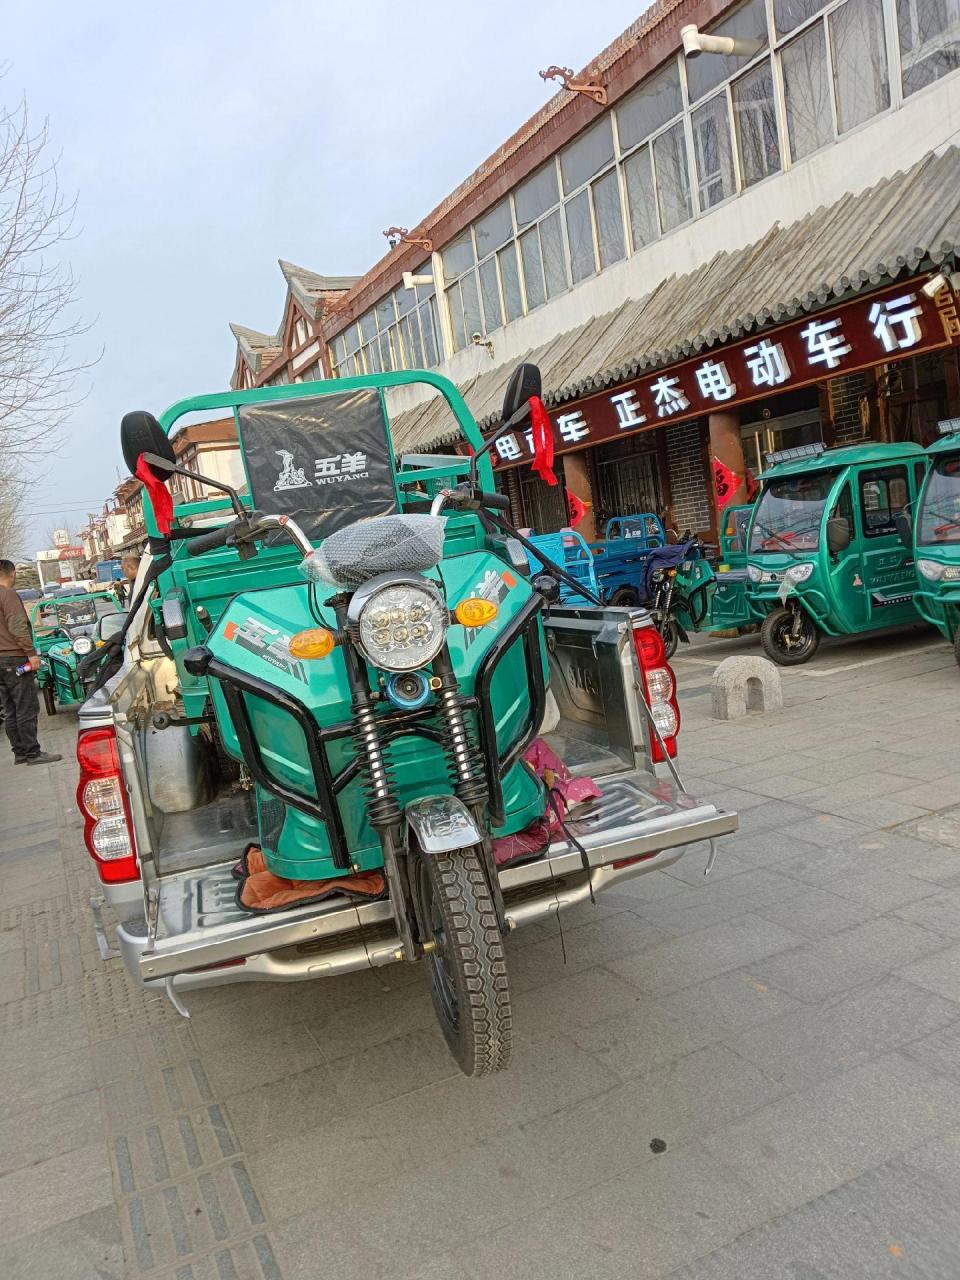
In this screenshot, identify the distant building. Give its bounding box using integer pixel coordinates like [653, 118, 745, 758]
[232, 0, 960, 541]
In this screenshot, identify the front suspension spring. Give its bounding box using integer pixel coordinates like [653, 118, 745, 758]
[435, 674, 487, 808]
[352, 698, 400, 829]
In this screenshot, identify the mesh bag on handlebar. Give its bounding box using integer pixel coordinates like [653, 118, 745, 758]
[300, 514, 446, 588]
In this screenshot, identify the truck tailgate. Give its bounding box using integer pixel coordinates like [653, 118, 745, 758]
[126, 769, 736, 983]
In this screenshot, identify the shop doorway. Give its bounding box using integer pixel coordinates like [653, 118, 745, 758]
[741, 409, 822, 475]
[518, 456, 569, 532]
[593, 437, 664, 530]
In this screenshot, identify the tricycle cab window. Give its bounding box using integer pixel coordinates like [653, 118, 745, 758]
[858, 466, 909, 538]
[749, 471, 839, 552]
[918, 455, 960, 544]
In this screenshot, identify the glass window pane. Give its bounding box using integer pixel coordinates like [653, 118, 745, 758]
[733, 60, 781, 186]
[898, 0, 960, 96]
[459, 269, 482, 343]
[692, 94, 736, 209]
[617, 63, 683, 151]
[653, 122, 692, 231]
[400, 314, 422, 368]
[498, 242, 523, 321]
[359, 312, 377, 343]
[774, 0, 828, 35]
[540, 210, 568, 298]
[624, 146, 658, 249]
[830, 0, 890, 133]
[420, 298, 440, 365]
[345, 323, 361, 355]
[592, 170, 626, 268]
[565, 188, 596, 284]
[479, 257, 502, 333]
[378, 331, 394, 372]
[364, 337, 382, 373]
[395, 285, 416, 317]
[519, 227, 546, 309]
[560, 117, 615, 194]
[782, 22, 834, 159]
[375, 297, 395, 331]
[515, 163, 560, 228]
[687, 0, 769, 101]
[447, 286, 467, 351]
[441, 231, 475, 281]
[474, 200, 512, 257]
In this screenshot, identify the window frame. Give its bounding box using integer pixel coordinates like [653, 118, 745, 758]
[858, 464, 911, 538]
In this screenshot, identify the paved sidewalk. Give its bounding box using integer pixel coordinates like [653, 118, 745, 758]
[1, 625, 960, 1278]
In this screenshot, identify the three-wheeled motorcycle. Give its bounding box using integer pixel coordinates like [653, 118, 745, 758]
[30, 590, 120, 714]
[744, 441, 927, 664]
[79, 367, 737, 1076]
[909, 423, 960, 664]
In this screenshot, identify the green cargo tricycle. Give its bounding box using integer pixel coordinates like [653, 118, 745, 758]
[909, 424, 960, 664]
[30, 590, 120, 714]
[744, 441, 927, 664]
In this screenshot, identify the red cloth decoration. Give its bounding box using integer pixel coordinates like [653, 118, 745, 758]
[136, 453, 174, 535]
[712, 456, 742, 512]
[528, 396, 557, 486]
[744, 466, 758, 502]
[566, 489, 588, 528]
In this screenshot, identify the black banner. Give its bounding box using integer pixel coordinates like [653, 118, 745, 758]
[236, 390, 398, 544]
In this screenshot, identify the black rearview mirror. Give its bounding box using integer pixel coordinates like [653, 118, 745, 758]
[826, 516, 851, 556]
[121, 411, 176, 479]
[894, 510, 912, 548]
[501, 363, 541, 424]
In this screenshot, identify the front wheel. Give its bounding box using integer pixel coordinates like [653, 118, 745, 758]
[660, 618, 679, 660]
[609, 586, 641, 607]
[760, 607, 820, 665]
[42, 681, 57, 716]
[413, 845, 512, 1077]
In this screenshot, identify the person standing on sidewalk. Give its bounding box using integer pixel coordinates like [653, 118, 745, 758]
[116, 552, 140, 606]
[0, 560, 62, 765]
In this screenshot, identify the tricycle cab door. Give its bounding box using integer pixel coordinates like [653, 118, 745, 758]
[822, 477, 868, 633]
[850, 460, 923, 630]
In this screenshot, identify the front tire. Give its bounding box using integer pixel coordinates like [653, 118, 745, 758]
[413, 845, 512, 1077]
[660, 618, 679, 660]
[609, 586, 641, 607]
[42, 681, 57, 716]
[761, 607, 820, 665]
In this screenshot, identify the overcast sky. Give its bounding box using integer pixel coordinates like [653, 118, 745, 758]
[6, 0, 642, 553]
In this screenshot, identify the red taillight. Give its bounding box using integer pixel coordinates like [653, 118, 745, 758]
[76, 727, 139, 884]
[632, 621, 680, 763]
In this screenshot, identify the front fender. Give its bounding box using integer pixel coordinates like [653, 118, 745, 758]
[405, 795, 482, 854]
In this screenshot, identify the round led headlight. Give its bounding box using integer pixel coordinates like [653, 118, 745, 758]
[352, 575, 447, 672]
[917, 558, 946, 582]
[746, 563, 762, 583]
[72, 637, 94, 655]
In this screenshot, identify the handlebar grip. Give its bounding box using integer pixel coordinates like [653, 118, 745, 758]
[479, 491, 512, 512]
[186, 522, 236, 557]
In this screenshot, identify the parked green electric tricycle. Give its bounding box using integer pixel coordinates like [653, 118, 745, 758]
[909, 424, 960, 664]
[30, 590, 120, 714]
[744, 441, 928, 664]
[86, 365, 735, 1076]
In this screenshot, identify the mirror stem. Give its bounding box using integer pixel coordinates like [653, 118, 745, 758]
[469, 403, 532, 489]
[140, 453, 247, 517]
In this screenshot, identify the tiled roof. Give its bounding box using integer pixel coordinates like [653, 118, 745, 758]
[278, 261, 360, 317]
[390, 147, 960, 453]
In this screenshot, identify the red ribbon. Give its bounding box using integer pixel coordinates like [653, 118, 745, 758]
[136, 453, 174, 535]
[528, 396, 557, 487]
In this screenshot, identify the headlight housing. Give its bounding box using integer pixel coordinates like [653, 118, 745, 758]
[786, 562, 814, 583]
[917, 559, 945, 581]
[73, 637, 93, 656]
[746, 563, 762, 583]
[350, 574, 447, 671]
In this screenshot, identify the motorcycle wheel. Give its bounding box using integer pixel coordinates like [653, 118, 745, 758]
[660, 618, 679, 660]
[609, 586, 641, 607]
[761, 607, 820, 665]
[42, 682, 57, 716]
[413, 844, 512, 1077]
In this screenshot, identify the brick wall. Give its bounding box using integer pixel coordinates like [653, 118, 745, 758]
[829, 372, 868, 444]
[665, 420, 713, 535]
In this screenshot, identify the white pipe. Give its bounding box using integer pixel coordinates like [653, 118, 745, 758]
[680, 23, 763, 59]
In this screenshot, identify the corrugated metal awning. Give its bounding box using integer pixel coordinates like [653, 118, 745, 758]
[391, 147, 960, 454]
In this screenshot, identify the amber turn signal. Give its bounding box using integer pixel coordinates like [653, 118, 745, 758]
[288, 627, 336, 659]
[454, 598, 499, 627]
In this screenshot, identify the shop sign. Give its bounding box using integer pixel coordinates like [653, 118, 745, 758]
[58, 546, 84, 560]
[490, 278, 959, 468]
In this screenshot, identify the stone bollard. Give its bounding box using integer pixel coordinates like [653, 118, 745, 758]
[711, 655, 783, 721]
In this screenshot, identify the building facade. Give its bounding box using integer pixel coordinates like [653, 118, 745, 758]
[226, 0, 960, 545]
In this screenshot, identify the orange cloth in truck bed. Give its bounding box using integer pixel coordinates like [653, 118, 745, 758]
[237, 845, 386, 913]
